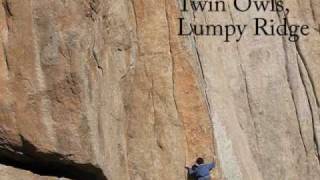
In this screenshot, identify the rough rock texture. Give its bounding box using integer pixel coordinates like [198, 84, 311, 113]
[0, 164, 70, 180]
[0, 0, 319, 180]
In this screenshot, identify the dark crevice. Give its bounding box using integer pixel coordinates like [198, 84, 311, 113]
[192, 36, 213, 122]
[89, 0, 99, 14]
[2, 0, 13, 17]
[242, 69, 253, 118]
[91, 32, 104, 75]
[92, 49, 104, 75]
[193, 37, 205, 81]
[2, 0, 12, 31]
[2, 43, 9, 71]
[86, 0, 100, 21]
[0, 135, 108, 180]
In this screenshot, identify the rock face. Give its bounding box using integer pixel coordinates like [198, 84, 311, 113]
[0, 164, 70, 180]
[0, 0, 319, 180]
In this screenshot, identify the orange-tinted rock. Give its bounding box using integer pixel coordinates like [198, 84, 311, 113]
[1, 0, 320, 180]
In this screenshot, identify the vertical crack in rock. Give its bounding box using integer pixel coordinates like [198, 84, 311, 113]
[189, 0, 212, 112]
[294, 40, 320, 162]
[193, 37, 205, 82]
[87, 0, 100, 21]
[295, 42, 319, 106]
[0, 135, 108, 180]
[164, 0, 179, 119]
[190, 29, 217, 180]
[165, 2, 215, 179]
[239, 57, 260, 148]
[2, 0, 12, 31]
[241, 69, 253, 119]
[309, 0, 317, 24]
[192, 37, 213, 121]
[228, 2, 260, 146]
[89, 0, 99, 14]
[296, 52, 320, 162]
[294, 44, 320, 163]
[284, 46, 308, 155]
[226, 1, 235, 25]
[231, 3, 260, 148]
[121, 1, 137, 81]
[296, 54, 320, 163]
[276, 11, 308, 155]
[280, 10, 320, 162]
[92, 48, 104, 75]
[236, 45, 260, 146]
[282, 10, 319, 106]
[235, 47, 253, 119]
[2, 0, 13, 17]
[227, 2, 254, 119]
[164, 2, 188, 177]
[130, 0, 139, 42]
[164, 0, 185, 172]
[91, 32, 104, 75]
[2, 43, 9, 71]
[150, 77, 161, 150]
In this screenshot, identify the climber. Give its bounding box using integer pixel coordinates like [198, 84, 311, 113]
[185, 157, 215, 180]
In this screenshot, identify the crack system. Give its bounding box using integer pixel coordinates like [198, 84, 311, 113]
[275, 11, 309, 155]
[278, 8, 320, 162]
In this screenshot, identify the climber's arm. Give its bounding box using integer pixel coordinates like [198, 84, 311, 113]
[206, 162, 215, 170]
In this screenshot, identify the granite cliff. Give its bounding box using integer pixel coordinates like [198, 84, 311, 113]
[0, 0, 319, 180]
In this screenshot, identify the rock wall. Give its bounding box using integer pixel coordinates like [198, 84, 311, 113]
[0, 164, 70, 180]
[0, 0, 319, 180]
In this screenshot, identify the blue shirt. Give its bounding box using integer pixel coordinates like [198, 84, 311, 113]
[188, 163, 215, 178]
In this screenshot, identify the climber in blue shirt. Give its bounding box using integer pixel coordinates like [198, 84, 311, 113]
[185, 157, 215, 180]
